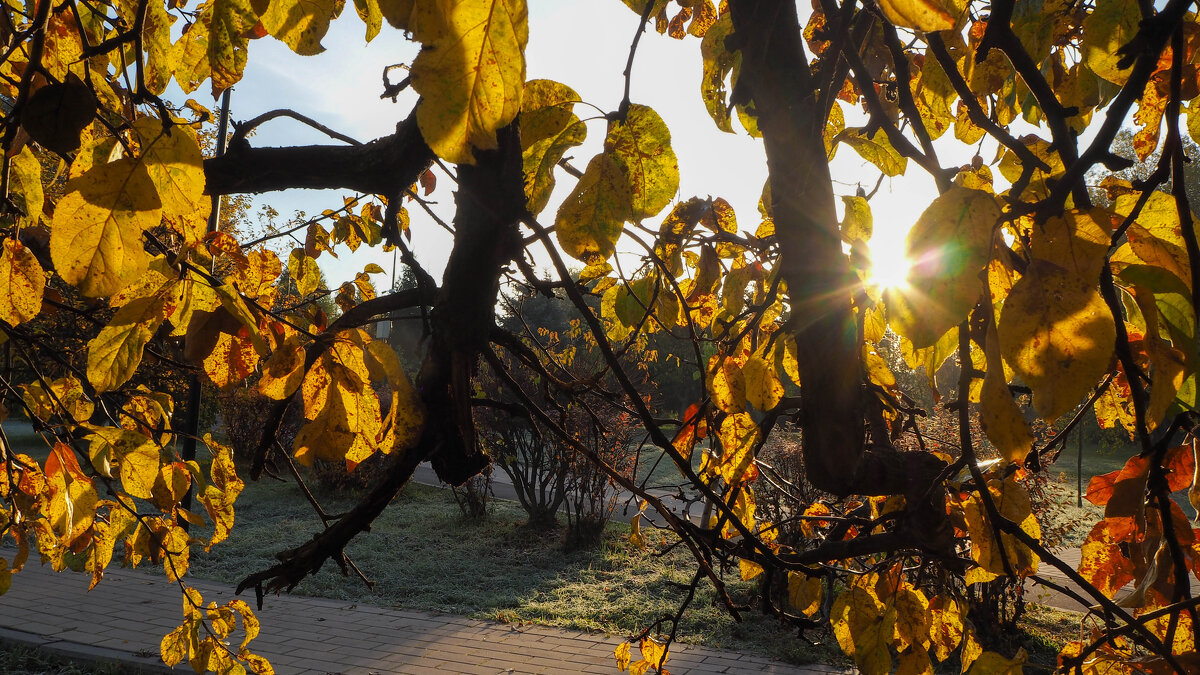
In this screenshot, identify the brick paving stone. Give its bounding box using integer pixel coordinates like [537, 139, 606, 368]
[0, 559, 846, 674]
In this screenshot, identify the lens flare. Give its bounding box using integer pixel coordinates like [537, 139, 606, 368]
[866, 243, 912, 291]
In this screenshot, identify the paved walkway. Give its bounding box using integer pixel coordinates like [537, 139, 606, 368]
[0, 557, 846, 674]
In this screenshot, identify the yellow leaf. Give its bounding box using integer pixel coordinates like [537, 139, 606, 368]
[44, 444, 98, 548]
[825, 101, 844, 159]
[840, 196, 873, 243]
[960, 628, 983, 673]
[410, 0, 528, 164]
[228, 599, 261, 651]
[742, 353, 783, 411]
[739, 557, 763, 580]
[787, 572, 823, 616]
[204, 331, 261, 389]
[700, 13, 736, 133]
[555, 153, 632, 262]
[9, 146, 43, 224]
[288, 248, 322, 297]
[639, 638, 667, 671]
[210, 0, 259, 93]
[1115, 190, 1193, 291]
[708, 352, 747, 414]
[615, 642, 632, 671]
[118, 441, 161, 500]
[959, 476, 1041, 579]
[234, 250, 282, 302]
[716, 412, 759, 484]
[886, 188, 998, 348]
[997, 261, 1115, 422]
[365, 341, 425, 453]
[979, 321, 1032, 464]
[174, 19, 212, 94]
[831, 586, 895, 675]
[294, 386, 381, 465]
[160, 624, 190, 667]
[87, 291, 175, 393]
[897, 646, 934, 675]
[21, 376, 94, 427]
[834, 127, 907, 177]
[1028, 208, 1110, 283]
[259, 336, 306, 400]
[606, 104, 679, 220]
[142, 1, 177, 95]
[1082, 0, 1140, 86]
[521, 79, 586, 215]
[261, 0, 340, 55]
[213, 283, 269, 355]
[133, 119, 207, 221]
[967, 648, 1027, 675]
[352, 0, 383, 40]
[162, 524, 190, 581]
[875, 0, 956, 32]
[50, 157, 161, 297]
[0, 240, 45, 326]
[894, 584, 931, 651]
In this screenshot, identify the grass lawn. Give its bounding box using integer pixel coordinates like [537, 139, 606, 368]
[187, 478, 845, 666]
[0, 641, 141, 675]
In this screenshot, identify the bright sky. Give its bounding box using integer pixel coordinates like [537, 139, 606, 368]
[200, 1, 994, 291]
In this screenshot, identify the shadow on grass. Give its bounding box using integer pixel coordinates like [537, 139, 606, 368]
[187, 479, 841, 666]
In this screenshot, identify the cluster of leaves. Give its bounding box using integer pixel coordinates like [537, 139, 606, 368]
[3, 0, 1200, 673]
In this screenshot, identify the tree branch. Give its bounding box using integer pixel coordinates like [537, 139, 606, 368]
[204, 106, 432, 198]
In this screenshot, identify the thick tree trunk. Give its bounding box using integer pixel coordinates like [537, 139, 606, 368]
[727, 0, 864, 497]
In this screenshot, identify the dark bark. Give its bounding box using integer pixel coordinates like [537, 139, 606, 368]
[236, 122, 526, 594]
[422, 122, 526, 485]
[203, 108, 432, 198]
[727, 0, 863, 497]
[726, 2, 950, 540]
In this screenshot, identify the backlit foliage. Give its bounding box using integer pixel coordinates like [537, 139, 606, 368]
[1, 0, 1200, 673]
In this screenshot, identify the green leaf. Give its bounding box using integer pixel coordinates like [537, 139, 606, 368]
[411, 0, 529, 164]
[606, 104, 680, 220]
[554, 153, 632, 262]
[261, 0, 341, 55]
[998, 261, 1116, 422]
[50, 158, 162, 298]
[834, 127, 907, 177]
[520, 79, 586, 215]
[885, 187, 998, 347]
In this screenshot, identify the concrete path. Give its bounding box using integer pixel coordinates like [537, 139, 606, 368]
[0, 556, 846, 675]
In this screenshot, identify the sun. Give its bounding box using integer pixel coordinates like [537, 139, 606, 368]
[866, 239, 912, 291]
